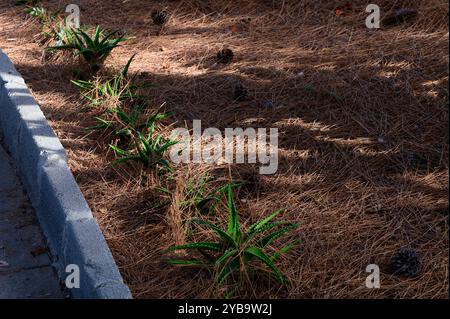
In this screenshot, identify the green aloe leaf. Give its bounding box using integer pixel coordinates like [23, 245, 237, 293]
[167, 259, 205, 266]
[138, 132, 151, 153]
[244, 221, 292, 243]
[226, 185, 240, 241]
[109, 144, 128, 156]
[93, 25, 102, 45]
[271, 240, 300, 261]
[216, 256, 240, 285]
[193, 219, 237, 248]
[160, 139, 178, 152]
[71, 79, 93, 89]
[167, 242, 222, 252]
[89, 116, 114, 130]
[248, 209, 285, 234]
[258, 223, 299, 248]
[122, 54, 136, 77]
[99, 29, 123, 45]
[244, 246, 287, 284]
[111, 156, 139, 165]
[215, 249, 237, 268]
[77, 28, 95, 48]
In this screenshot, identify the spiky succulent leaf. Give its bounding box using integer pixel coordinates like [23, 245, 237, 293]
[244, 246, 287, 284]
[248, 209, 285, 234]
[271, 240, 300, 262]
[193, 219, 237, 248]
[167, 259, 205, 266]
[226, 185, 240, 242]
[168, 242, 222, 252]
[258, 223, 299, 248]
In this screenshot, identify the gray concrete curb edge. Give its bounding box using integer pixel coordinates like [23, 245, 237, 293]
[0, 49, 132, 299]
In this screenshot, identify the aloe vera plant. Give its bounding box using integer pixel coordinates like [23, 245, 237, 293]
[48, 25, 126, 72]
[71, 54, 139, 107]
[110, 119, 177, 173]
[167, 185, 299, 292]
[92, 105, 172, 139]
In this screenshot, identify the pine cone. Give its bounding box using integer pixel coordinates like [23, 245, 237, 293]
[233, 83, 248, 101]
[151, 10, 169, 26]
[217, 48, 234, 64]
[390, 247, 421, 277]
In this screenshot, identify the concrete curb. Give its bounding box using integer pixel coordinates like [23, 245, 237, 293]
[0, 49, 132, 299]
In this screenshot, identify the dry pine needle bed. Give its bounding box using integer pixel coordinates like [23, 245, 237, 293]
[0, 0, 448, 298]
